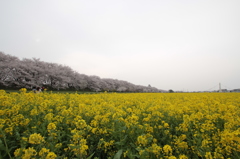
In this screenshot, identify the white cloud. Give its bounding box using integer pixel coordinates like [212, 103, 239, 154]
[35, 38, 41, 43]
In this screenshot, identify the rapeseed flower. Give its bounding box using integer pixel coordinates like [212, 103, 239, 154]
[28, 133, 45, 144]
[46, 152, 57, 159]
[22, 147, 37, 159]
[39, 148, 50, 157]
[47, 122, 57, 131]
[0, 91, 239, 158]
[163, 145, 172, 156]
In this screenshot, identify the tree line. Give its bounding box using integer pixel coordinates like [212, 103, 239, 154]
[0, 52, 162, 92]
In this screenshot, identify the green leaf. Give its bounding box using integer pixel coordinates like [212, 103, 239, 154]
[9, 146, 17, 153]
[87, 152, 95, 159]
[0, 146, 6, 151]
[113, 149, 123, 159]
[130, 143, 135, 147]
[0, 139, 5, 151]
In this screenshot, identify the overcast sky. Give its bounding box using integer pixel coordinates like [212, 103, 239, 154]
[1, 0, 240, 91]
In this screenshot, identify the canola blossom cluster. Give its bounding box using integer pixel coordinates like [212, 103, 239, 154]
[0, 89, 240, 159]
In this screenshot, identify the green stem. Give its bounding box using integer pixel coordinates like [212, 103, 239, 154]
[1, 130, 12, 159]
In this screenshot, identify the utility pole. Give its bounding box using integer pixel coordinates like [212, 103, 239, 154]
[219, 83, 222, 92]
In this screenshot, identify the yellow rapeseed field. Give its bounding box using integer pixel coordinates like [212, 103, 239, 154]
[0, 89, 239, 159]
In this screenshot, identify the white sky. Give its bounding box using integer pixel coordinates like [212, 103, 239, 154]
[1, 0, 240, 92]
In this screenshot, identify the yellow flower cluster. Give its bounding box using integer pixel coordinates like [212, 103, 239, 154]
[28, 133, 45, 144]
[14, 147, 57, 159]
[0, 90, 239, 158]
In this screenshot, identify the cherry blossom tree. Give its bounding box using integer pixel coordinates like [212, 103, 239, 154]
[0, 52, 161, 92]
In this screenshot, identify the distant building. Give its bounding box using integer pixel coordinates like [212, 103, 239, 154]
[221, 89, 228, 92]
[231, 89, 240, 92]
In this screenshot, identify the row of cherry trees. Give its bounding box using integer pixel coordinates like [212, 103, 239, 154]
[0, 52, 161, 92]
